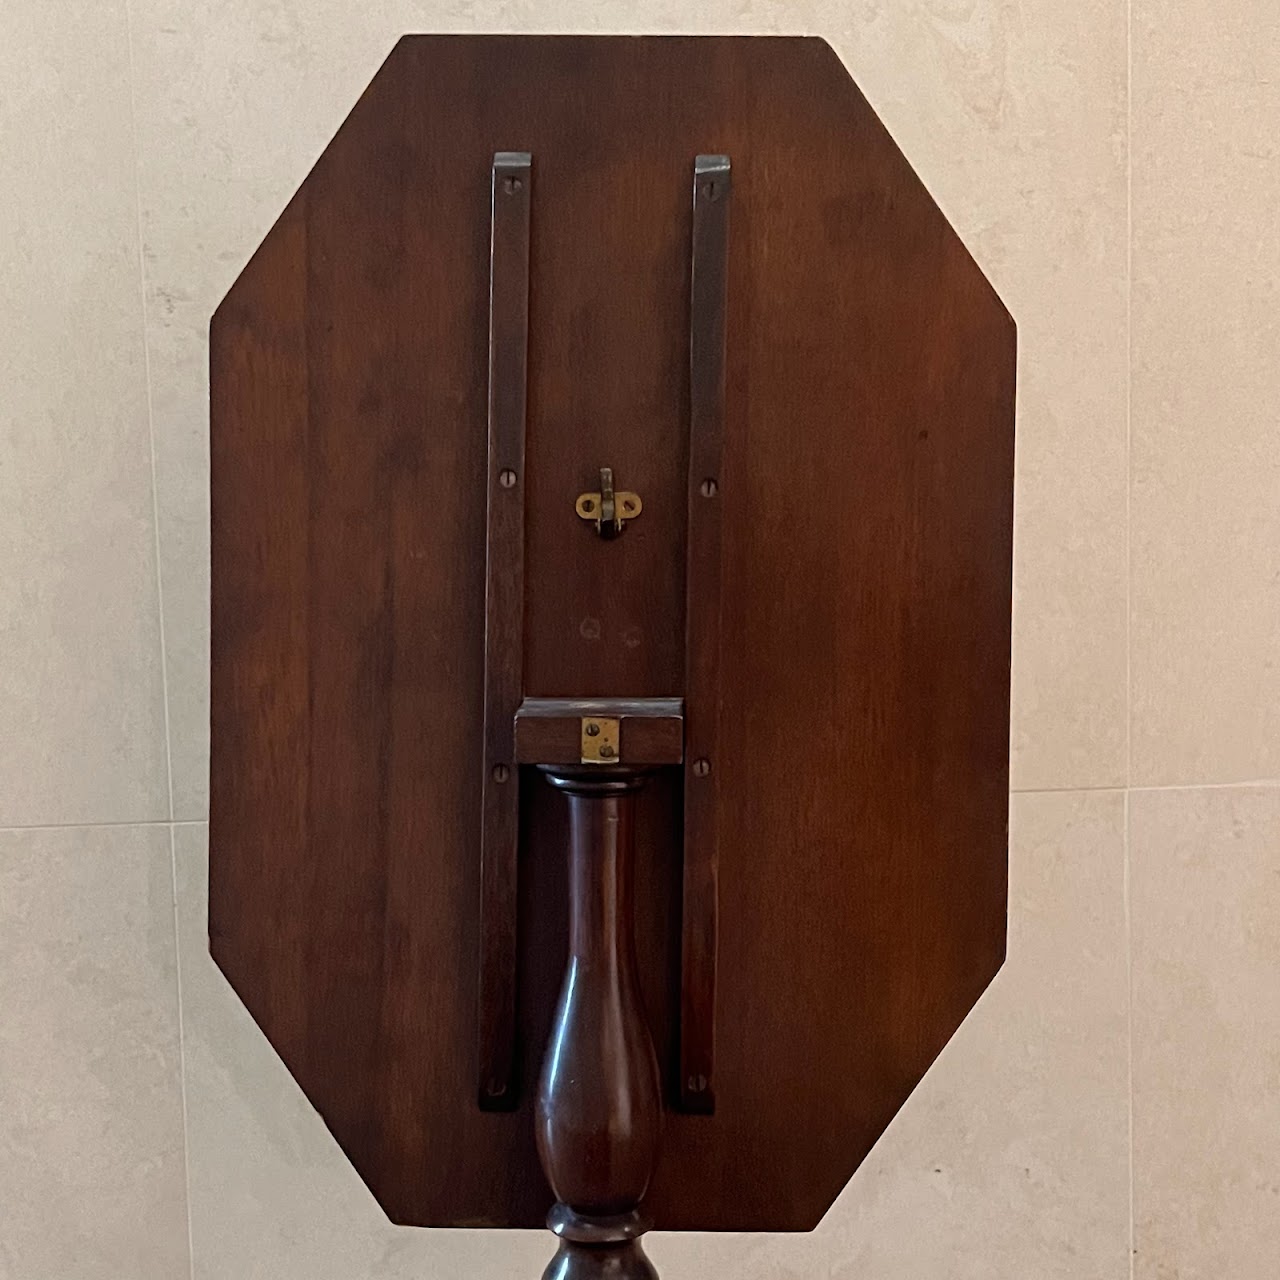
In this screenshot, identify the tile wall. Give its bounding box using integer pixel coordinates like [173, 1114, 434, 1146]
[3, 2, 1276, 1274]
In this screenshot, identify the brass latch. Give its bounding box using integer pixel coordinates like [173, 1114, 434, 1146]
[576, 467, 642, 540]
[580, 716, 620, 764]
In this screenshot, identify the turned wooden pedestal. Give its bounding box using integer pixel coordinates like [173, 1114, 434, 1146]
[536, 768, 661, 1280]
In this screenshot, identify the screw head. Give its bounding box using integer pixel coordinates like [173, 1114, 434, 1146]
[503, 176, 522, 194]
[491, 763, 510, 783]
[598, 744, 616, 759]
[498, 468, 517, 489]
[700, 477, 718, 498]
[585, 722, 600, 737]
[693, 757, 711, 777]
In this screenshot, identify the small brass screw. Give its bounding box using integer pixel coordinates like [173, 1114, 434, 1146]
[598, 744, 616, 759]
[692, 758, 711, 777]
[585, 723, 600, 737]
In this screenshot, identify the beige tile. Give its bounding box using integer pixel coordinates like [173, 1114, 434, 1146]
[826, 1, 1129, 790]
[0, 2, 168, 824]
[1130, 785, 1280, 1278]
[179, 790, 1128, 1278]
[128, 0, 797, 821]
[174, 823, 546, 1279]
[134, 1, 1122, 815]
[0, 825, 189, 1277]
[1131, 4, 1280, 786]
[129, 0, 447, 820]
[660, 790, 1130, 1278]
[492, 0, 1132, 774]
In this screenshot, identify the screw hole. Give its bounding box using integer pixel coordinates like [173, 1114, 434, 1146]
[498, 468, 517, 489]
[700, 478, 718, 498]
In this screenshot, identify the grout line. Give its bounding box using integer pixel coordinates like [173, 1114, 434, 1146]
[5, 780, 1272, 831]
[1124, 789, 1136, 1279]
[122, 1, 176, 828]
[1011, 784, 1126, 795]
[0, 818, 204, 833]
[122, 2, 193, 1275]
[1126, 0, 1136, 1269]
[1130, 778, 1280, 792]
[166, 819, 198, 1279]
[1012, 779, 1280, 797]
[1126, 0, 1135, 806]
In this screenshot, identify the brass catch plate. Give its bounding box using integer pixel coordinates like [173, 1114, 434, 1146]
[575, 466, 642, 539]
[580, 716, 621, 764]
[575, 492, 642, 521]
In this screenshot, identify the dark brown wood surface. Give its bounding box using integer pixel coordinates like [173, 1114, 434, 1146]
[209, 34, 1015, 1232]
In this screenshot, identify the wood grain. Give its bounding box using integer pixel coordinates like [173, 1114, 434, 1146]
[535, 767, 663, 1280]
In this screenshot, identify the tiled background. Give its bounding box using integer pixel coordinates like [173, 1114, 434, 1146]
[2, 1, 1276, 1276]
